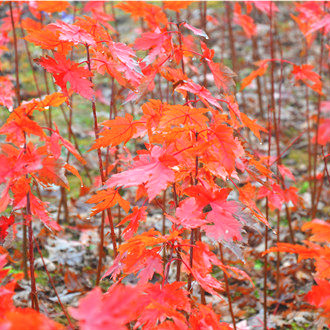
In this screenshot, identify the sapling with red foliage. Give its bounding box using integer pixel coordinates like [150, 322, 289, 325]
[0, 1, 329, 329]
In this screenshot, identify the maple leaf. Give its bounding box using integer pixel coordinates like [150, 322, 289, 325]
[133, 250, 163, 284]
[36, 156, 69, 189]
[264, 243, 318, 261]
[191, 268, 224, 297]
[241, 60, 269, 90]
[159, 104, 208, 130]
[108, 41, 142, 77]
[203, 201, 243, 242]
[201, 41, 236, 91]
[205, 124, 240, 175]
[56, 130, 86, 165]
[11, 179, 62, 232]
[21, 17, 42, 32]
[116, 1, 148, 20]
[234, 3, 256, 38]
[313, 118, 330, 145]
[64, 164, 84, 187]
[252, 1, 279, 16]
[190, 304, 223, 330]
[1, 143, 43, 180]
[91, 114, 143, 150]
[314, 249, 330, 280]
[291, 64, 323, 95]
[0, 215, 14, 240]
[117, 229, 165, 259]
[183, 186, 244, 241]
[277, 164, 295, 181]
[284, 186, 301, 207]
[184, 185, 231, 207]
[48, 21, 96, 46]
[86, 188, 130, 217]
[106, 146, 176, 201]
[135, 28, 168, 62]
[164, 1, 192, 12]
[25, 27, 70, 52]
[140, 99, 163, 136]
[239, 183, 270, 227]
[92, 52, 132, 88]
[35, 1, 70, 13]
[135, 282, 190, 329]
[208, 61, 236, 92]
[307, 14, 330, 35]
[37, 52, 94, 100]
[102, 254, 125, 282]
[0, 76, 15, 111]
[175, 80, 222, 109]
[70, 285, 141, 330]
[0, 184, 10, 213]
[180, 242, 225, 296]
[2, 308, 64, 330]
[38, 93, 67, 109]
[173, 198, 207, 229]
[29, 194, 62, 232]
[302, 220, 330, 243]
[305, 278, 330, 313]
[290, 14, 315, 45]
[0, 114, 46, 146]
[117, 206, 147, 240]
[182, 22, 208, 39]
[116, 2, 167, 29]
[240, 112, 267, 141]
[258, 183, 285, 211]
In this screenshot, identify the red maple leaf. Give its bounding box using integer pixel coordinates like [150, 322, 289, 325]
[175, 80, 222, 109]
[241, 60, 269, 90]
[37, 52, 94, 100]
[203, 201, 243, 242]
[117, 206, 147, 240]
[313, 118, 330, 145]
[70, 286, 141, 329]
[182, 22, 208, 39]
[306, 278, 330, 313]
[0, 76, 15, 111]
[164, 1, 192, 12]
[291, 64, 323, 95]
[86, 188, 130, 217]
[201, 42, 236, 92]
[0, 215, 14, 240]
[106, 146, 177, 201]
[173, 198, 207, 229]
[135, 28, 168, 62]
[234, 3, 256, 38]
[91, 114, 144, 150]
[48, 21, 96, 46]
[185, 185, 244, 241]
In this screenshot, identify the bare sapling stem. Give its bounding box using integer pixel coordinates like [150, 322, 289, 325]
[27, 192, 39, 311]
[219, 243, 236, 330]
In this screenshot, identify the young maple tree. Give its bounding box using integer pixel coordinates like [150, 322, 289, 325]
[0, 1, 329, 329]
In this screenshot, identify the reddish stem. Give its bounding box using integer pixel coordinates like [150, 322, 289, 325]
[219, 243, 236, 330]
[33, 233, 74, 328]
[9, 2, 21, 106]
[27, 192, 39, 311]
[311, 22, 325, 218]
[85, 45, 118, 285]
